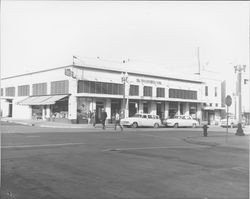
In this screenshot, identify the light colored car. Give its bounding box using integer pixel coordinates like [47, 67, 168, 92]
[163, 115, 199, 128]
[120, 113, 161, 128]
[220, 117, 245, 128]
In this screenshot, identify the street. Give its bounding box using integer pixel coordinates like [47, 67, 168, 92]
[1, 122, 249, 199]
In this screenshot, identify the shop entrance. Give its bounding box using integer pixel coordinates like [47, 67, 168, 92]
[111, 100, 121, 123]
[96, 101, 104, 123]
[156, 102, 164, 119]
[7, 99, 13, 117]
[129, 101, 138, 117]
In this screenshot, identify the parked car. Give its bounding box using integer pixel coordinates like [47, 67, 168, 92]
[163, 115, 199, 128]
[220, 117, 246, 128]
[120, 113, 161, 128]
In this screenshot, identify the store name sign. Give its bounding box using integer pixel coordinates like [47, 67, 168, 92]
[136, 78, 162, 85]
[65, 68, 74, 77]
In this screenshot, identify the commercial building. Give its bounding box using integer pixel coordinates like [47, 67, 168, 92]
[1, 59, 225, 125]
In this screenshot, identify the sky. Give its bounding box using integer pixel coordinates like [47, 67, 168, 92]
[1, 1, 249, 86]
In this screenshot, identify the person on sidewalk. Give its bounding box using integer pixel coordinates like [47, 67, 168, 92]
[114, 110, 123, 131]
[202, 124, 209, 137]
[91, 110, 96, 127]
[101, 108, 107, 130]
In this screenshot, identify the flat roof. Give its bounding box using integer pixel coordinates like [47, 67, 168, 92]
[1, 58, 204, 84]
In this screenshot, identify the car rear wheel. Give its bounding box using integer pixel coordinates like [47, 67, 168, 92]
[132, 122, 138, 128]
[174, 123, 178, 128]
[154, 123, 159, 128]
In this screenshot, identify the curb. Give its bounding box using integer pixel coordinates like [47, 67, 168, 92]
[183, 137, 219, 147]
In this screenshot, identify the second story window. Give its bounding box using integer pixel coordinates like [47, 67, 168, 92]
[32, 83, 47, 96]
[205, 86, 208, 96]
[5, 87, 15, 97]
[18, 85, 30, 96]
[156, 87, 165, 98]
[129, 85, 139, 96]
[143, 86, 152, 97]
[214, 87, 217, 97]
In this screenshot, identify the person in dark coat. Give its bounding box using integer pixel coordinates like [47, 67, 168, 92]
[101, 108, 107, 130]
[91, 110, 96, 127]
[202, 124, 209, 137]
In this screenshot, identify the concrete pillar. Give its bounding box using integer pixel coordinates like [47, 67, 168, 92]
[138, 100, 143, 113]
[197, 103, 202, 124]
[106, 99, 111, 121]
[177, 102, 180, 115]
[150, 101, 157, 115]
[164, 101, 169, 118]
[46, 105, 51, 119]
[68, 95, 77, 123]
[184, 102, 190, 116]
[42, 106, 46, 120]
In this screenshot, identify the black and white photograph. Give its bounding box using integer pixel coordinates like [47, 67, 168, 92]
[0, 1, 249, 199]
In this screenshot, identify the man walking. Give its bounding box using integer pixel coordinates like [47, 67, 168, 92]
[101, 108, 107, 130]
[114, 110, 123, 131]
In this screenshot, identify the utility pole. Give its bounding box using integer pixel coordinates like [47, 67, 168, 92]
[234, 65, 246, 136]
[121, 72, 128, 118]
[197, 47, 201, 75]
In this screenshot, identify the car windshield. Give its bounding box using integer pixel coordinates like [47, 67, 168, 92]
[133, 114, 142, 118]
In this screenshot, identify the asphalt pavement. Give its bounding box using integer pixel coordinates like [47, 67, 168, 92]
[1, 121, 249, 199]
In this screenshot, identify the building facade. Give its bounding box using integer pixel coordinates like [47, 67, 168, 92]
[1, 62, 225, 125]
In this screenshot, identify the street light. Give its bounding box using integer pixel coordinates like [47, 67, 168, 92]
[121, 72, 128, 118]
[234, 65, 246, 136]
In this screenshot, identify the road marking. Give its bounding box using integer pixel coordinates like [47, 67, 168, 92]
[102, 145, 208, 152]
[1, 142, 86, 149]
[26, 135, 40, 138]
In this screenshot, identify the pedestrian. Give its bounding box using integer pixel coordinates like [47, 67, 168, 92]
[91, 110, 96, 127]
[114, 110, 123, 131]
[101, 108, 107, 130]
[202, 124, 209, 137]
[235, 123, 245, 136]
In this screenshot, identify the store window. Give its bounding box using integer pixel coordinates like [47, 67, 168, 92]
[78, 80, 123, 95]
[143, 102, 149, 113]
[51, 80, 69, 95]
[32, 83, 47, 96]
[169, 102, 178, 118]
[129, 85, 139, 96]
[51, 99, 69, 120]
[1, 88, 3, 96]
[143, 86, 152, 97]
[18, 85, 30, 96]
[189, 103, 197, 118]
[169, 88, 197, 99]
[157, 87, 165, 98]
[5, 87, 15, 97]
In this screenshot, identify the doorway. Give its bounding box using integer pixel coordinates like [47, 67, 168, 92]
[96, 101, 104, 123]
[8, 100, 13, 117]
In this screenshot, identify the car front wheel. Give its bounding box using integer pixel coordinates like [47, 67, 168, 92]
[132, 122, 138, 128]
[174, 123, 179, 128]
[192, 123, 197, 128]
[154, 123, 159, 128]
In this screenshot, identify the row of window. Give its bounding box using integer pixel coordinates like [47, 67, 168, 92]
[1, 80, 69, 97]
[77, 80, 197, 100]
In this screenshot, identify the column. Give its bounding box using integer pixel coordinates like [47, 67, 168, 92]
[150, 101, 157, 115]
[184, 102, 190, 116]
[164, 101, 169, 118]
[138, 100, 143, 113]
[42, 106, 46, 120]
[68, 95, 77, 123]
[106, 99, 111, 123]
[197, 103, 202, 124]
[46, 105, 51, 120]
[177, 102, 180, 115]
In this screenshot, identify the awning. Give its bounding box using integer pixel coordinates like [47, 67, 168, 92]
[203, 106, 226, 111]
[18, 95, 68, 105]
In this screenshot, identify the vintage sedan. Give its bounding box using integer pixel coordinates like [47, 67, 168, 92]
[163, 115, 199, 128]
[220, 117, 245, 128]
[120, 113, 162, 128]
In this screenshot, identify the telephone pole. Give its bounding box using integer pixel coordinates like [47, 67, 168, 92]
[234, 65, 246, 136]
